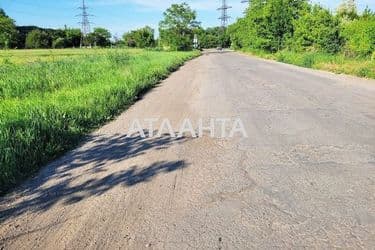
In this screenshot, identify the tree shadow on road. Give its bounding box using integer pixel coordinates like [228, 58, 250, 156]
[0, 131, 191, 223]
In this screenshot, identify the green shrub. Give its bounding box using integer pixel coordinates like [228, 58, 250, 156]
[228, 0, 310, 52]
[302, 54, 315, 68]
[276, 52, 286, 62]
[341, 17, 375, 56]
[291, 5, 343, 53]
[25, 29, 51, 49]
[52, 37, 66, 49]
[357, 67, 370, 77]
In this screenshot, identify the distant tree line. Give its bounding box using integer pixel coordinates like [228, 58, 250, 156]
[156, 3, 232, 50]
[20, 26, 82, 49]
[1, 4, 229, 51]
[0, 8, 112, 49]
[121, 3, 228, 50]
[3, 1, 373, 53]
[195, 27, 231, 49]
[228, 0, 375, 57]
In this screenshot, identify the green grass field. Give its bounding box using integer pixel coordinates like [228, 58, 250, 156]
[242, 49, 375, 79]
[0, 48, 145, 64]
[0, 48, 199, 194]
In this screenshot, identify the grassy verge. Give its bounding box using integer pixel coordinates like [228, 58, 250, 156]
[0, 48, 144, 64]
[0, 49, 199, 194]
[241, 49, 375, 79]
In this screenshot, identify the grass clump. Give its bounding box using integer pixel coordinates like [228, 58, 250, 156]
[0, 49, 199, 194]
[243, 49, 375, 79]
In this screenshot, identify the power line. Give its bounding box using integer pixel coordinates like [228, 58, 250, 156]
[241, 0, 250, 14]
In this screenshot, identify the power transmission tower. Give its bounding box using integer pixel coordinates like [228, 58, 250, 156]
[77, 0, 92, 47]
[217, 0, 232, 48]
[218, 0, 232, 29]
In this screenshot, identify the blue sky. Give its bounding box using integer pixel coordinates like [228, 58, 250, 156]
[0, 0, 374, 37]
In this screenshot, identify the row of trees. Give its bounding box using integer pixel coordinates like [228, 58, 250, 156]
[24, 27, 111, 49]
[0, 9, 17, 48]
[1, 4, 227, 51]
[122, 3, 228, 50]
[228, 0, 375, 57]
[0, 8, 112, 49]
[23, 27, 81, 49]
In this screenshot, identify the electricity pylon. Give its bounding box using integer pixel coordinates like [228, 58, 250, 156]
[77, 0, 92, 47]
[218, 0, 232, 29]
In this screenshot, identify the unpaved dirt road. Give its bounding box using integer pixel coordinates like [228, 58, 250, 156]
[1, 51, 375, 249]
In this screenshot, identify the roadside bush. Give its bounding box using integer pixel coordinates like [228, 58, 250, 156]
[228, 0, 309, 52]
[357, 67, 370, 77]
[341, 17, 375, 57]
[274, 50, 313, 67]
[302, 54, 315, 68]
[291, 5, 343, 53]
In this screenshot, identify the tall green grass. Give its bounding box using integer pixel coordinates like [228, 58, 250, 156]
[242, 49, 375, 79]
[0, 49, 199, 194]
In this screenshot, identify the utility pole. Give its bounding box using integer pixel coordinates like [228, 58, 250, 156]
[217, 0, 232, 48]
[78, 0, 92, 48]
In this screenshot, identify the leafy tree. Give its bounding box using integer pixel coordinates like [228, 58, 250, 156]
[52, 37, 66, 48]
[0, 8, 17, 49]
[361, 6, 375, 20]
[25, 29, 51, 49]
[226, 0, 375, 58]
[15, 26, 38, 49]
[123, 34, 136, 47]
[87, 27, 111, 47]
[123, 26, 155, 48]
[341, 15, 375, 56]
[291, 5, 343, 53]
[51, 29, 65, 42]
[228, 0, 309, 52]
[337, 0, 358, 21]
[227, 18, 248, 49]
[195, 27, 230, 48]
[159, 3, 200, 51]
[65, 28, 82, 47]
[47, 27, 81, 48]
[16, 26, 79, 49]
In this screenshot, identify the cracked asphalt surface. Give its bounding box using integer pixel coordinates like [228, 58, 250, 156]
[1, 51, 375, 249]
